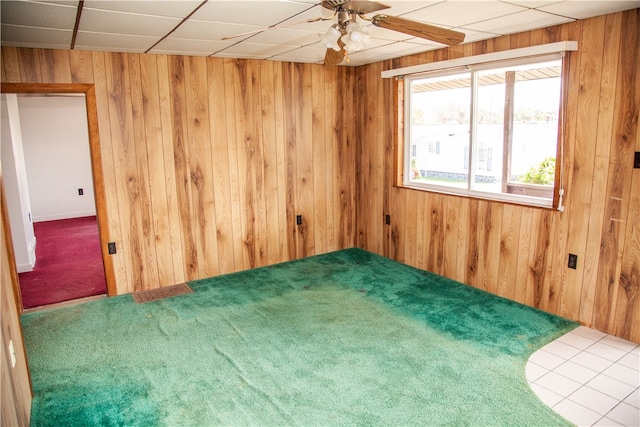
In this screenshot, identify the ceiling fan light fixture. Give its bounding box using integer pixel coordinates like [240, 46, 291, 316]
[320, 24, 342, 50]
[346, 22, 362, 41]
[341, 21, 370, 53]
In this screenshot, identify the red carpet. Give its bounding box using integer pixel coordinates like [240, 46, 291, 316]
[19, 216, 107, 308]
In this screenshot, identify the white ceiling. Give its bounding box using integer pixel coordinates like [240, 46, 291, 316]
[1, 0, 638, 66]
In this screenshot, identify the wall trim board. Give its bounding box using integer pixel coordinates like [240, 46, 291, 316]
[15, 235, 35, 273]
[1, 82, 116, 299]
[33, 211, 97, 223]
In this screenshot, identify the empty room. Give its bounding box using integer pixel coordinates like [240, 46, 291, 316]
[1, 1, 639, 426]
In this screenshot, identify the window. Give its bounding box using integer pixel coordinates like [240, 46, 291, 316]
[402, 54, 566, 208]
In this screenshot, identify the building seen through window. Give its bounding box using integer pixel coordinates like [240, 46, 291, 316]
[405, 57, 563, 207]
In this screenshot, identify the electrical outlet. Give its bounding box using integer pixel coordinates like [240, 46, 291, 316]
[108, 242, 117, 255]
[78, 188, 84, 196]
[296, 215, 302, 225]
[568, 253, 578, 269]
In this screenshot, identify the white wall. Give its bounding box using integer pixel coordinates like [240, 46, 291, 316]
[18, 95, 95, 222]
[1, 94, 36, 272]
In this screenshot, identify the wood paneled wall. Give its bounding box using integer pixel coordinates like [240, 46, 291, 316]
[1, 12, 638, 344]
[1, 172, 32, 426]
[1, 50, 356, 295]
[355, 9, 640, 342]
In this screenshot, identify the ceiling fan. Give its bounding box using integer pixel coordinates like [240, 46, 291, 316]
[319, 0, 465, 65]
[222, 0, 465, 66]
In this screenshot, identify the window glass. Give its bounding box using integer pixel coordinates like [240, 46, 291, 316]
[409, 72, 470, 189]
[404, 56, 562, 207]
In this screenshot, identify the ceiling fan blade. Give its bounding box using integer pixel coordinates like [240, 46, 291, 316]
[324, 39, 345, 66]
[371, 15, 465, 46]
[222, 17, 325, 41]
[324, 46, 344, 66]
[343, 0, 390, 14]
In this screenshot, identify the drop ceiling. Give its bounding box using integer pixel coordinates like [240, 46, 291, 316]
[1, 0, 638, 66]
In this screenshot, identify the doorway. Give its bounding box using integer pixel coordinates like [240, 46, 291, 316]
[1, 83, 115, 312]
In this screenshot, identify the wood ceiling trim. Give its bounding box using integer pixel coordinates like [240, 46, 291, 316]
[144, 0, 208, 54]
[70, 0, 84, 50]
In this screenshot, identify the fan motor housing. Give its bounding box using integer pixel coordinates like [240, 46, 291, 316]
[321, 0, 391, 14]
[321, 0, 349, 10]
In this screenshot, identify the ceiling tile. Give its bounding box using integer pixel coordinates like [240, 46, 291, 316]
[0, 24, 72, 47]
[464, 9, 574, 34]
[398, 35, 448, 47]
[213, 51, 276, 60]
[171, 20, 264, 41]
[0, 0, 77, 29]
[148, 50, 212, 57]
[78, 0, 202, 18]
[384, 1, 445, 16]
[364, 41, 434, 57]
[402, 0, 527, 27]
[74, 31, 158, 52]
[192, 1, 316, 26]
[151, 37, 233, 55]
[277, 5, 337, 32]
[79, 7, 181, 37]
[346, 37, 396, 52]
[345, 48, 405, 66]
[499, 0, 563, 7]
[1, 0, 638, 67]
[270, 45, 326, 63]
[29, 0, 79, 5]
[366, 24, 422, 42]
[453, 28, 501, 44]
[537, 0, 640, 20]
[247, 28, 320, 46]
[217, 42, 299, 58]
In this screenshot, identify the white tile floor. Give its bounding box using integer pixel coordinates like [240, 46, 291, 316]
[527, 326, 640, 426]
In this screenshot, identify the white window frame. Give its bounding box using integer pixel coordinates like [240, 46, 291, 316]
[384, 42, 577, 210]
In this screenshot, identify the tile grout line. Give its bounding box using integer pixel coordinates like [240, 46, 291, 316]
[527, 327, 640, 427]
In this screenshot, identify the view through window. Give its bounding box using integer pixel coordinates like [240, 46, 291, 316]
[404, 55, 563, 207]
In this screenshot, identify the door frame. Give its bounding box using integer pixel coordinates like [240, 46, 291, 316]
[1, 83, 116, 307]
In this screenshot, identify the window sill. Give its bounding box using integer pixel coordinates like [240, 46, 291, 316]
[399, 181, 557, 210]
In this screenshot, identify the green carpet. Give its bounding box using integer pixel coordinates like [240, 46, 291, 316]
[22, 248, 577, 426]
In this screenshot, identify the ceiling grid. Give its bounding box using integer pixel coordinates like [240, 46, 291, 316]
[1, 0, 638, 66]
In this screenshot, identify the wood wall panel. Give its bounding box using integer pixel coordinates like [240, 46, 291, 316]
[1, 170, 32, 427]
[1, 48, 356, 293]
[139, 54, 175, 287]
[613, 14, 640, 339]
[40, 49, 71, 83]
[294, 63, 315, 259]
[69, 50, 94, 84]
[355, 9, 640, 342]
[91, 51, 128, 295]
[338, 67, 356, 250]
[1, 13, 637, 344]
[593, 9, 639, 335]
[17, 48, 42, 83]
[260, 60, 285, 265]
